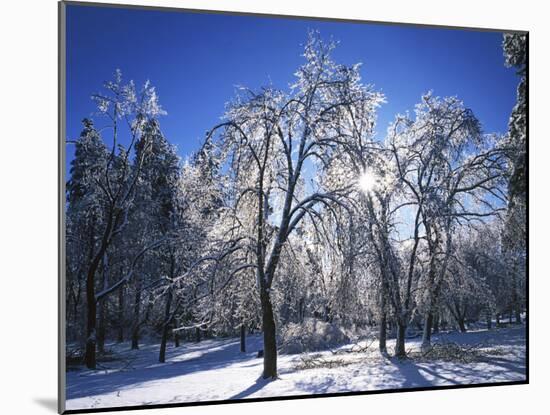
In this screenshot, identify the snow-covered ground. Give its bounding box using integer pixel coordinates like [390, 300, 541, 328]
[66, 326, 526, 411]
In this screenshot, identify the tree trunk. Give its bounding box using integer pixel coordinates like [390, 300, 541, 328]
[117, 284, 124, 343]
[240, 324, 246, 353]
[298, 298, 304, 323]
[174, 316, 180, 347]
[84, 257, 101, 369]
[159, 290, 173, 363]
[131, 329, 139, 349]
[432, 312, 440, 334]
[97, 259, 108, 355]
[97, 297, 106, 354]
[395, 321, 407, 357]
[70, 282, 81, 335]
[515, 308, 522, 324]
[84, 206, 116, 369]
[379, 311, 387, 354]
[260, 288, 277, 379]
[511, 256, 522, 325]
[486, 310, 492, 330]
[421, 312, 433, 352]
[458, 317, 467, 333]
[131, 280, 142, 350]
[85, 280, 97, 369]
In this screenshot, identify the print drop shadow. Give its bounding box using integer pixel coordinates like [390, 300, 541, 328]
[33, 398, 57, 412]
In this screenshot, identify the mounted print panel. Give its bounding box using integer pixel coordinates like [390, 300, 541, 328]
[59, 1, 528, 413]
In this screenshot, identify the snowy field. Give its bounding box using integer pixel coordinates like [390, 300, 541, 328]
[66, 326, 526, 410]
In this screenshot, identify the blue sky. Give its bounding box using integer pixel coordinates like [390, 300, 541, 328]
[66, 4, 519, 173]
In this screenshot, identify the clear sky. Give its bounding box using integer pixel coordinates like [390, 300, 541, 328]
[65, 4, 519, 173]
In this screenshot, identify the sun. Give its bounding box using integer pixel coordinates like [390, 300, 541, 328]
[358, 170, 378, 193]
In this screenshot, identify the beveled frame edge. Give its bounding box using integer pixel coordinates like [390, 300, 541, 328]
[60, 0, 529, 34]
[59, 1, 67, 413]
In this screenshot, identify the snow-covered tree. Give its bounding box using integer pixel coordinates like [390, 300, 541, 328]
[67, 70, 168, 368]
[388, 93, 507, 350]
[502, 33, 527, 324]
[66, 119, 109, 345]
[206, 32, 383, 378]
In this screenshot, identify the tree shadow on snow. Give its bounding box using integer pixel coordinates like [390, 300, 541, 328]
[293, 376, 337, 395]
[229, 376, 273, 400]
[66, 337, 263, 400]
[478, 356, 526, 378]
[392, 353, 525, 389]
[392, 360, 431, 388]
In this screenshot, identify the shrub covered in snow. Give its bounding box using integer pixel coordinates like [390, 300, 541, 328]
[279, 318, 352, 354]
